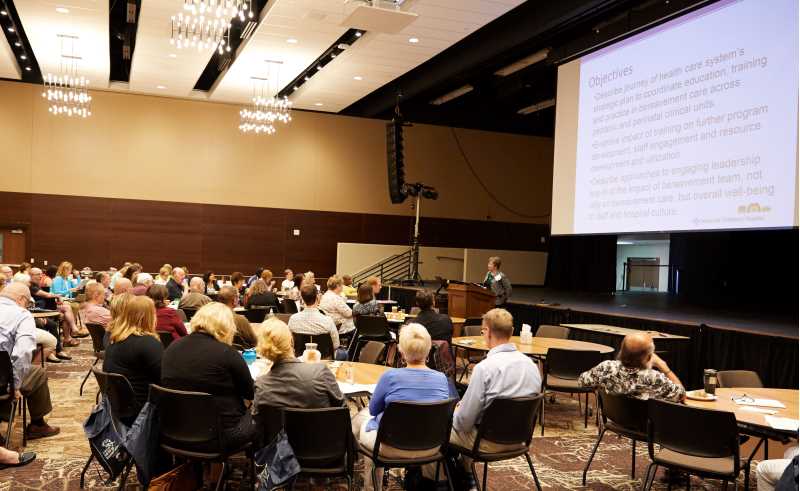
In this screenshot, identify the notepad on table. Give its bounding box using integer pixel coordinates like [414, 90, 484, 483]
[338, 382, 377, 395]
[765, 416, 799, 431]
[733, 398, 786, 409]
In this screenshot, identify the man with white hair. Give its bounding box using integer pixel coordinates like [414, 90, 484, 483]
[26, 268, 71, 363]
[178, 276, 212, 310]
[166, 267, 187, 301]
[132, 272, 154, 296]
[113, 277, 133, 296]
[0, 265, 12, 290]
[0, 283, 60, 439]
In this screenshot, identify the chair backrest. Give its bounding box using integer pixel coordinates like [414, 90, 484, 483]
[244, 307, 270, 323]
[647, 399, 739, 462]
[252, 405, 285, 448]
[358, 341, 386, 364]
[292, 332, 334, 359]
[463, 317, 483, 327]
[716, 370, 763, 388]
[273, 313, 292, 324]
[546, 348, 603, 380]
[355, 315, 391, 338]
[284, 406, 353, 471]
[463, 324, 482, 337]
[176, 308, 188, 323]
[474, 395, 544, 452]
[0, 351, 14, 394]
[374, 399, 455, 459]
[281, 299, 299, 314]
[598, 390, 648, 435]
[157, 331, 174, 349]
[535, 324, 570, 339]
[92, 367, 141, 423]
[149, 384, 222, 452]
[181, 308, 198, 321]
[85, 323, 107, 354]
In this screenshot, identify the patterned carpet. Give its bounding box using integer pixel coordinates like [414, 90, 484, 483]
[0, 337, 763, 490]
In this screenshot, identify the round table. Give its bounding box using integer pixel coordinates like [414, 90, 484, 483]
[331, 361, 391, 385]
[451, 336, 615, 357]
[684, 387, 798, 436]
[31, 311, 60, 319]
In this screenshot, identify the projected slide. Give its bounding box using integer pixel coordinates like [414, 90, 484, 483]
[552, 0, 798, 234]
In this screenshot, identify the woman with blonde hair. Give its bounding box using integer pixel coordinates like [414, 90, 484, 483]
[154, 264, 172, 285]
[252, 318, 343, 412]
[47, 261, 83, 344]
[103, 295, 163, 417]
[161, 303, 256, 452]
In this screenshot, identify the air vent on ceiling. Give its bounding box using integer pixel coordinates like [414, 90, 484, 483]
[342, 4, 417, 33]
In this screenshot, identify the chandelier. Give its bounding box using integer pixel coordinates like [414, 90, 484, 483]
[41, 34, 92, 118]
[239, 62, 293, 135]
[170, 0, 253, 54]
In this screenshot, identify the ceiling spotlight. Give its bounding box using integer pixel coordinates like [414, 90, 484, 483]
[304, 76, 309, 81]
[316, 65, 322, 70]
[156, 85, 167, 89]
[353, 75, 363, 80]
[355, 31, 362, 37]
[14, 41, 21, 47]
[24, 66, 31, 71]
[7, 27, 15, 33]
[408, 37, 419, 43]
[55, 7, 69, 14]
[286, 38, 298, 44]
[314, 102, 323, 106]
[0, 10, 6, 16]
[20, 54, 26, 60]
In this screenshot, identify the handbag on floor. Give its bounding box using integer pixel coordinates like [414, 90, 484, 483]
[255, 429, 301, 490]
[82, 398, 129, 479]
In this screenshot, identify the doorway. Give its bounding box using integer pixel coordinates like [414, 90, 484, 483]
[0, 228, 27, 265]
[616, 234, 670, 292]
[628, 257, 660, 290]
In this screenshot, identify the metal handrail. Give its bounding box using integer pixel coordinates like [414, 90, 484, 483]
[352, 248, 413, 285]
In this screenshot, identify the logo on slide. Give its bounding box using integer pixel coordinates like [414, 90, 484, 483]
[737, 203, 771, 214]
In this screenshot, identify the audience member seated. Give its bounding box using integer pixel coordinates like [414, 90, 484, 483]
[259, 269, 276, 291]
[147, 285, 187, 341]
[449, 309, 541, 481]
[217, 285, 257, 348]
[203, 271, 220, 295]
[280, 269, 294, 291]
[12, 273, 61, 363]
[341, 274, 357, 298]
[103, 295, 163, 417]
[0, 265, 12, 283]
[114, 278, 133, 296]
[154, 264, 172, 285]
[253, 317, 343, 411]
[286, 273, 305, 302]
[110, 262, 130, 290]
[230, 271, 246, 301]
[288, 284, 339, 349]
[27, 268, 72, 361]
[352, 323, 451, 490]
[245, 279, 279, 311]
[757, 447, 798, 491]
[320, 275, 355, 335]
[51, 261, 80, 299]
[247, 268, 263, 289]
[80, 282, 112, 329]
[413, 290, 453, 344]
[352, 284, 383, 317]
[131, 272, 153, 296]
[165, 267, 187, 301]
[366, 276, 382, 300]
[178, 277, 212, 310]
[0, 283, 60, 439]
[161, 303, 256, 452]
[94, 271, 112, 302]
[122, 263, 142, 286]
[578, 332, 685, 401]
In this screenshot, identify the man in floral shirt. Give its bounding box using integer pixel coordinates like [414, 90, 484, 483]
[578, 332, 685, 401]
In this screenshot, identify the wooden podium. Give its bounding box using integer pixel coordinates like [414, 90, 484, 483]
[447, 283, 496, 319]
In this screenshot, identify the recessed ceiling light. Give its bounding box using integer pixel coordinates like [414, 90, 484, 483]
[168, 53, 177, 58]
[20, 55, 26, 60]
[408, 37, 419, 43]
[14, 42, 21, 47]
[24, 66, 31, 71]
[55, 7, 69, 14]
[355, 31, 362, 37]
[286, 38, 298, 44]
[314, 102, 323, 107]
[0, 10, 7, 16]
[353, 76, 363, 81]
[156, 85, 167, 89]
[7, 27, 15, 33]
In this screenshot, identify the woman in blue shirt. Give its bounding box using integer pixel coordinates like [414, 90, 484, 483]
[352, 323, 451, 490]
[51, 261, 79, 298]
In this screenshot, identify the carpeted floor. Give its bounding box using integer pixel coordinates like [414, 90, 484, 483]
[0, 337, 761, 490]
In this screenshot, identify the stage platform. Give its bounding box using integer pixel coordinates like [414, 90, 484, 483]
[386, 283, 798, 389]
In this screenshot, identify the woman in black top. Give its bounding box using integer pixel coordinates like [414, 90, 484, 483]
[103, 295, 163, 424]
[161, 303, 256, 452]
[245, 279, 279, 311]
[203, 271, 221, 295]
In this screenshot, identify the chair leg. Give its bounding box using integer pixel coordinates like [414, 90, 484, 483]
[214, 461, 227, 491]
[117, 459, 133, 491]
[584, 393, 589, 428]
[642, 463, 657, 491]
[582, 428, 606, 485]
[4, 399, 16, 451]
[631, 439, 637, 479]
[79, 453, 94, 489]
[470, 461, 481, 491]
[540, 396, 545, 436]
[482, 462, 488, 491]
[79, 358, 99, 396]
[525, 452, 542, 491]
[441, 457, 455, 491]
[686, 472, 691, 490]
[371, 465, 380, 491]
[346, 475, 353, 491]
[21, 396, 27, 447]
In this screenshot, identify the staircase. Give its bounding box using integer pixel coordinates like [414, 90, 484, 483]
[351, 248, 413, 285]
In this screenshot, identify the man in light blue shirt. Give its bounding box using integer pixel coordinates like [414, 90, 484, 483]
[0, 283, 60, 439]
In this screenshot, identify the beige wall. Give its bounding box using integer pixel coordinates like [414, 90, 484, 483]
[0, 80, 553, 224]
[463, 248, 548, 285]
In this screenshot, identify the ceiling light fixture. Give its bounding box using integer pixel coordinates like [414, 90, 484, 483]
[20, 54, 26, 60]
[239, 61, 292, 136]
[24, 66, 31, 71]
[516, 98, 555, 115]
[353, 75, 363, 80]
[429, 84, 473, 105]
[0, 10, 6, 16]
[7, 27, 14, 32]
[55, 7, 69, 14]
[170, 12, 232, 54]
[408, 37, 419, 43]
[314, 102, 323, 107]
[494, 48, 550, 77]
[181, 0, 253, 22]
[157, 85, 167, 89]
[14, 42, 21, 47]
[286, 38, 298, 44]
[42, 34, 92, 118]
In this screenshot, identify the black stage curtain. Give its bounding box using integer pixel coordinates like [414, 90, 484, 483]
[546, 235, 617, 292]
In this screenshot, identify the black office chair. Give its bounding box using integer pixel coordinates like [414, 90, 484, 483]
[157, 331, 174, 349]
[350, 315, 395, 364]
[291, 333, 335, 360]
[244, 306, 272, 323]
[80, 368, 139, 489]
[357, 341, 387, 365]
[582, 391, 648, 485]
[359, 399, 457, 491]
[535, 325, 570, 339]
[79, 323, 107, 396]
[284, 406, 355, 490]
[541, 348, 603, 434]
[273, 313, 292, 324]
[281, 299, 299, 314]
[181, 308, 199, 321]
[0, 351, 25, 448]
[449, 395, 544, 491]
[717, 370, 764, 389]
[149, 384, 255, 491]
[643, 399, 744, 490]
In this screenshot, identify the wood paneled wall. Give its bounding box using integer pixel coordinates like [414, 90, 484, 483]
[0, 191, 549, 277]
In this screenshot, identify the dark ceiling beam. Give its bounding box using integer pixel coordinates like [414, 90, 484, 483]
[0, 0, 41, 83]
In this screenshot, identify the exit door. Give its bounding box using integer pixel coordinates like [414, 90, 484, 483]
[0, 229, 26, 265]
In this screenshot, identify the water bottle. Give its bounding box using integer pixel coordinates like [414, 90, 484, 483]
[242, 348, 257, 365]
